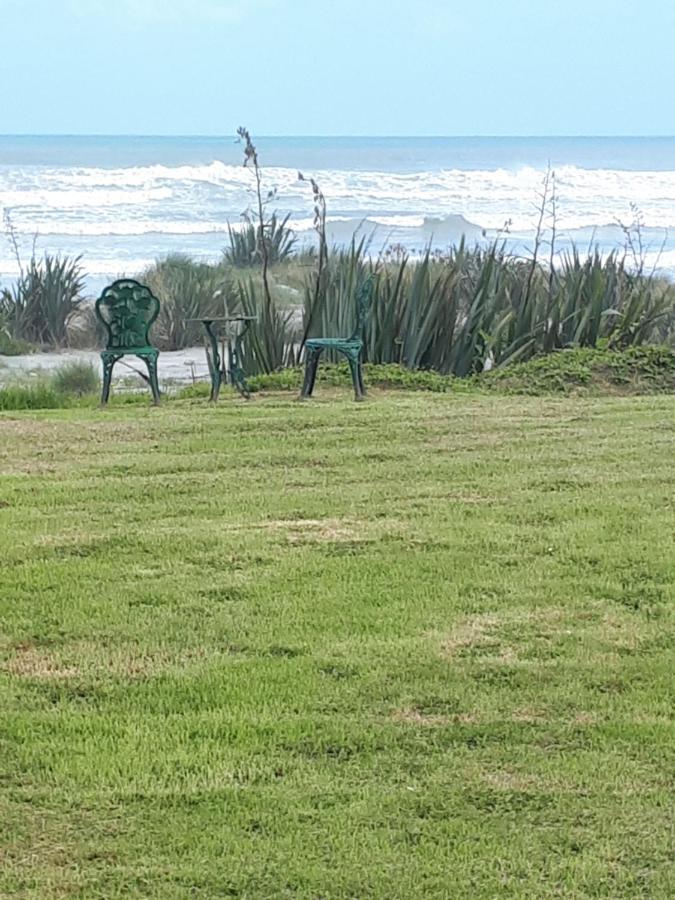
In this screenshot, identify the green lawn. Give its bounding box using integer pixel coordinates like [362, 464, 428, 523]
[1, 391, 673, 898]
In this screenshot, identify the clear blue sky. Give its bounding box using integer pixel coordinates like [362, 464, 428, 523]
[1, 0, 672, 136]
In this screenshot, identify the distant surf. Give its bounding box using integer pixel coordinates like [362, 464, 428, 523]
[1, 135, 674, 292]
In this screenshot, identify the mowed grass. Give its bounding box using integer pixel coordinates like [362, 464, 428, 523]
[0, 390, 673, 898]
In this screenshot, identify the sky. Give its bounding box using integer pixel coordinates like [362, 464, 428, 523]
[1, 0, 673, 136]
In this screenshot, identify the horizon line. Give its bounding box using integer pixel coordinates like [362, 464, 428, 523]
[2, 133, 675, 140]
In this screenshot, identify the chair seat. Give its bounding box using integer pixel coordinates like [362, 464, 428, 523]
[101, 346, 158, 358]
[305, 338, 362, 351]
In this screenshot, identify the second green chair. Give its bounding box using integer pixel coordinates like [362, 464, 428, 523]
[300, 277, 374, 401]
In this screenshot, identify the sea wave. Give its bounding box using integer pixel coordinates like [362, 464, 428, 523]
[0, 211, 667, 241]
[5, 161, 673, 230]
[0, 187, 172, 209]
[2, 215, 357, 238]
[9, 217, 320, 237]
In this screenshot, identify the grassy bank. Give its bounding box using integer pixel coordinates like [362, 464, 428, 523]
[2, 346, 674, 411]
[1, 392, 673, 897]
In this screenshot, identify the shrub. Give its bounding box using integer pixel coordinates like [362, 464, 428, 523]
[478, 345, 675, 394]
[244, 364, 459, 394]
[177, 382, 212, 400]
[51, 360, 100, 396]
[234, 277, 296, 374]
[241, 350, 675, 396]
[0, 254, 85, 348]
[300, 239, 675, 377]
[224, 213, 297, 268]
[0, 329, 33, 355]
[139, 255, 230, 350]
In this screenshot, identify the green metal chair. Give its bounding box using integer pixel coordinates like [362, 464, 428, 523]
[300, 277, 374, 401]
[95, 279, 161, 406]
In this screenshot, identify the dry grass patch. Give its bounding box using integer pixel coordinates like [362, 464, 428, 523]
[392, 707, 480, 726]
[439, 613, 502, 657]
[2, 645, 80, 680]
[437, 605, 658, 666]
[481, 769, 540, 792]
[573, 712, 600, 726]
[260, 517, 387, 545]
[269, 517, 359, 542]
[1, 641, 221, 681]
[510, 707, 549, 724]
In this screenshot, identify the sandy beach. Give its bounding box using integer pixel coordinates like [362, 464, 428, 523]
[0, 346, 210, 387]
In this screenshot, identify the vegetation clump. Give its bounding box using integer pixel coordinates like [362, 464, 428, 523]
[0, 254, 85, 348]
[51, 360, 101, 397]
[479, 345, 675, 394]
[224, 213, 297, 268]
[0, 381, 68, 411]
[1, 210, 86, 350]
[140, 254, 229, 351]
[175, 347, 675, 399]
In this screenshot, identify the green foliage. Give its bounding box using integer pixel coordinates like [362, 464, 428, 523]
[245, 367, 303, 392]
[361, 363, 461, 392]
[245, 364, 457, 393]
[234, 277, 295, 375]
[300, 240, 675, 377]
[123, 239, 674, 362]
[479, 345, 675, 394]
[140, 254, 230, 351]
[0, 328, 33, 356]
[0, 255, 85, 348]
[180, 363, 440, 398]
[0, 382, 71, 410]
[2, 348, 670, 410]
[51, 360, 101, 396]
[176, 381, 212, 400]
[545, 248, 670, 351]
[244, 349, 675, 396]
[224, 213, 297, 268]
[0, 361, 100, 411]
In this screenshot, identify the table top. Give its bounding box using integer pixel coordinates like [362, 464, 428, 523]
[184, 316, 257, 323]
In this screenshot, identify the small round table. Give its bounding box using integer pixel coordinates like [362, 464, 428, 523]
[185, 316, 257, 401]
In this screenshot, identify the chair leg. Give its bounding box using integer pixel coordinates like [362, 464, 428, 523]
[145, 355, 161, 405]
[100, 355, 117, 406]
[356, 359, 366, 398]
[210, 368, 222, 403]
[347, 353, 365, 401]
[300, 348, 322, 398]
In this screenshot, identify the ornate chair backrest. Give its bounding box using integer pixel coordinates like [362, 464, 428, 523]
[349, 276, 375, 342]
[95, 279, 160, 351]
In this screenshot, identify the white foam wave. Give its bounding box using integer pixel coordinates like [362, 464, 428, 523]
[0, 187, 172, 209]
[3, 215, 347, 238]
[61, 161, 245, 188]
[31, 220, 232, 237]
[370, 215, 427, 228]
[3, 160, 675, 239]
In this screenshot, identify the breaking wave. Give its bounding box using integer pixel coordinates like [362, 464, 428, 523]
[3, 161, 675, 233]
[1, 146, 674, 283]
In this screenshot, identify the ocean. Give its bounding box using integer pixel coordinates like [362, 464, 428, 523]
[1, 135, 674, 294]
